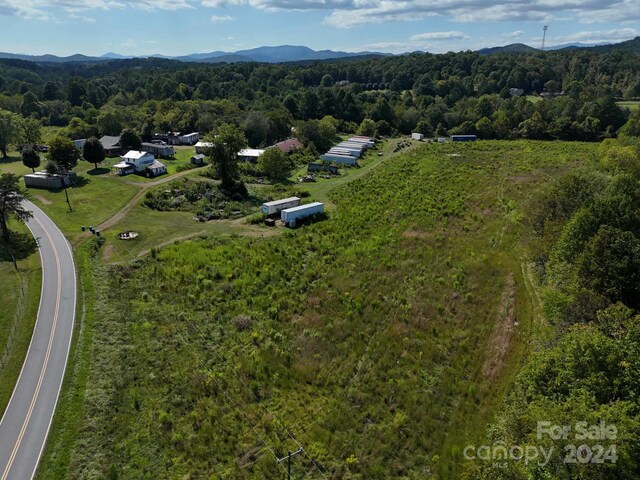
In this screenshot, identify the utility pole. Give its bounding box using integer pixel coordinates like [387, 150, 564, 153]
[277, 448, 303, 480]
[541, 25, 549, 50]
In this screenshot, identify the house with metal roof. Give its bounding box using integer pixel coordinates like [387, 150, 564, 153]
[99, 135, 122, 157]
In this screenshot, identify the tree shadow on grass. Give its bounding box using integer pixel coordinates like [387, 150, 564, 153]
[0, 155, 23, 166]
[68, 176, 91, 188]
[0, 231, 38, 262]
[86, 167, 110, 176]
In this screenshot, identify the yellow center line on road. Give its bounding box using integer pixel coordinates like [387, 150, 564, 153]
[1, 216, 62, 480]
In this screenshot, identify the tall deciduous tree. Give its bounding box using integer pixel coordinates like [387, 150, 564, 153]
[22, 117, 42, 147]
[120, 129, 142, 151]
[83, 137, 106, 170]
[0, 173, 32, 241]
[258, 147, 294, 181]
[48, 137, 79, 173]
[0, 110, 23, 158]
[21, 146, 41, 173]
[205, 124, 247, 188]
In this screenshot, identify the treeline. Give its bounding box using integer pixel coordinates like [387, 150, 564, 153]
[465, 136, 640, 479]
[0, 48, 639, 147]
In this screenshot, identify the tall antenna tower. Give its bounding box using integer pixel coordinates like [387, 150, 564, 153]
[541, 25, 549, 50]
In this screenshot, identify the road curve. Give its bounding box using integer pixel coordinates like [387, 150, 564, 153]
[0, 201, 76, 480]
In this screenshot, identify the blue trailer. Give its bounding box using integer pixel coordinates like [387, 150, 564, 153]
[450, 135, 477, 142]
[281, 202, 324, 227]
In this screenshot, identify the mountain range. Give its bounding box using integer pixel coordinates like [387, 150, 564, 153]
[1, 37, 638, 65]
[478, 36, 639, 55]
[0, 45, 389, 64]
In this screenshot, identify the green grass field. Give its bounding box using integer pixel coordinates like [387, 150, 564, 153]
[37, 140, 600, 480]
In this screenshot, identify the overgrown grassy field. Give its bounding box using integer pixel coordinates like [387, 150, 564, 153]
[39, 140, 599, 479]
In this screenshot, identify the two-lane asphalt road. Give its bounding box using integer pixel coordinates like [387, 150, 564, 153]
[0, 201, 76, 480]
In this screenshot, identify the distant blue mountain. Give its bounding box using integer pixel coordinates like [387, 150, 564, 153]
[1, 37, 637, 64]
[101, 52, 131, 59]
[0, 45, 390, 64]
[545, 42, 612, 50]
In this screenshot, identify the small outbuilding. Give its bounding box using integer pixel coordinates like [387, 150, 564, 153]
[412, 133, 424, 141]
[23, 171, 75, 189]
[73, 139, 87, 150]
[190, 154, 206, 166]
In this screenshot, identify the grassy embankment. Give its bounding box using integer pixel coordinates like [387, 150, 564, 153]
[37, 140, 599, 479]
[0, 219, 42, 417]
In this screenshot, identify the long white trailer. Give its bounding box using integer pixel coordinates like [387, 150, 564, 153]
[262, 197, 301, 216]
[281, 202, 324, 227]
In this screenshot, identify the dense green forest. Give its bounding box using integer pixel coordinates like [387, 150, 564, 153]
[1, 44, 640, 151]
[464, 136, 640, 479]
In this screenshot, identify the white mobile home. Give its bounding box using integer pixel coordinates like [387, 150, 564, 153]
[238, 148, 265, 162]
[412, 133, 424, 141]
[337, 142, 366, 150]
[141, 142, 175, 158]
[320, 153, 357, 165]
[333, 145, 364, 157]
[182, 132, 200, 145]
[261, 197, 301, 216]
[281, 202, 324, 227]
[328, 147, 361, 158]
[347, 138, 375, 148]
[195, 142, 214, 154]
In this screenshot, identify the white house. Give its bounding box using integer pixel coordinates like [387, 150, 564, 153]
[412, 133, 424, 141]
[112, 150, 167, 177]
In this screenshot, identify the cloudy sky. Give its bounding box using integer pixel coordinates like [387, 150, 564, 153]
[0, 0, 638, 56]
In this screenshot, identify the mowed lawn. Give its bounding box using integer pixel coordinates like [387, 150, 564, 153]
[1, 147, 203, 245]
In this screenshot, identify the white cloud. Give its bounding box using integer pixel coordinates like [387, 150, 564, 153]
[551, 27, 640, 43]
[211, 13, 232, 21]
[410, 31, 467, 41]
[200, 0, 640, 27]
[505, 30, 525, 38]
[2, 0, 639, 30]
[0, 0, 192, 18]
